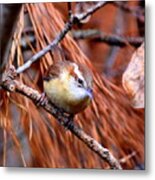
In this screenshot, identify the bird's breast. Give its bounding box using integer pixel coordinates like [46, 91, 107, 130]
[43, 79, 91, 114]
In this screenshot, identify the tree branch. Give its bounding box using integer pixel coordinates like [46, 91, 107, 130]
[1, 66, 122, 169]
[72, 29, 144, 47]
[16, 1, 108, 74]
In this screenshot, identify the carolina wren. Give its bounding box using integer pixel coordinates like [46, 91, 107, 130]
[43, 60, 93, 114]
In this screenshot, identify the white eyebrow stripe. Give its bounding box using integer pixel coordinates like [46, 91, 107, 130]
[73, 63, 84, 81]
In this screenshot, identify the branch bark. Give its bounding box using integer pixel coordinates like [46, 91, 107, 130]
[16, 1, 108, 74]
[1, 66, 122, 169]
[72, 29, 144, 47]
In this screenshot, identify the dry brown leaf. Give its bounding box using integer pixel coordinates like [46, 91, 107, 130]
[122, 43, 144, 108]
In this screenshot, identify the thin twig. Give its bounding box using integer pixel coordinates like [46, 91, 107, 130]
[20, 29, 143, 49]
[1, 66, 122, 169]
[72, 29, 144, 47]
[74, 1, 108, 22]
[16, 1, 108, 74]
[16, 19, 73, 74]
[119, 151, 136, 164]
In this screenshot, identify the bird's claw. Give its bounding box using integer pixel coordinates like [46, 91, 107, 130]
[36, 92, 48, 106]
[63, 115, 74, 130]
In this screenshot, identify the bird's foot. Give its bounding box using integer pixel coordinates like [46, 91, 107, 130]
[36, 92, 48, 106]
[63, 114, 74, 130]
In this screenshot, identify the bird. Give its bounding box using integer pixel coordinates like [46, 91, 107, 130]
[42, 60, 93, 114]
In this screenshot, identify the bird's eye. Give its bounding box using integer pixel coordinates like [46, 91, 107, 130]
[77, 78, 84, 86]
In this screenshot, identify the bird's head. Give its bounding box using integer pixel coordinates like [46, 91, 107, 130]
[61, 62, 93, 101]
[43, 61, 93, 114]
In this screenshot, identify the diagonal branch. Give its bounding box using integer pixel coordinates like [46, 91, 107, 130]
[1, 66, 122, 169]
[16, 1, 108, 74]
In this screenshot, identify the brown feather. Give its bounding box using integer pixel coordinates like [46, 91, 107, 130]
[43, 61, 70, 81]
[43, 60, 93, 94]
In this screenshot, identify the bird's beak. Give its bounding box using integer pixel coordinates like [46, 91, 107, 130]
[87, 88, 93, 99]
